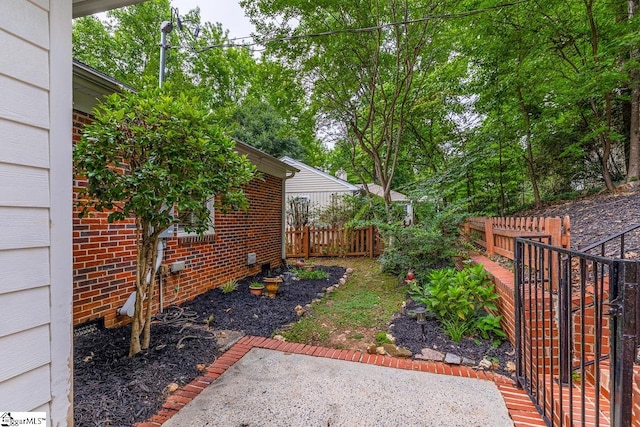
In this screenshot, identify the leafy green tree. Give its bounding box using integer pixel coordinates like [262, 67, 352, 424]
[244, 0, 450, 218]
[74, 84, 255, 356]
[231, 98, 305, 158]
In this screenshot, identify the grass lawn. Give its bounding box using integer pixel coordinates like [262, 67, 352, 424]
[280, 257, 407, 351]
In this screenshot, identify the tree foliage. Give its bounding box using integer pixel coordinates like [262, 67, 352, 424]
[74, 83, 255, 356]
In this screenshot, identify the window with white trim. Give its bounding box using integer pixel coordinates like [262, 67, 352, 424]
[176, 197, 215, 237]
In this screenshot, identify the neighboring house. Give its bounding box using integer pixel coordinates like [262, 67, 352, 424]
[361, 183, 414, 225]
[279, 156, 360, 214]
[0, 0, 145, 424]
[278, 156, 414, 226]
[72, 62, 298, 328]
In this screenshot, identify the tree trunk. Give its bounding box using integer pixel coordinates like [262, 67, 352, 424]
[129, 222, 157, 357]
[628, 85, 640, 182]
[627, 0, 640, 182]
[516, 85, 541, 207]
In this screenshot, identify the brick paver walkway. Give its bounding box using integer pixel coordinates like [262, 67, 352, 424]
[137, 336, 546, 427]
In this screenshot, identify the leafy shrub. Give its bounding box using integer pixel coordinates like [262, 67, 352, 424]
[412, 264, 505, 342]
[378, 201, 466, 280]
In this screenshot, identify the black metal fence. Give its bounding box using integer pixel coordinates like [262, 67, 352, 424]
[514, 237, 638, 426]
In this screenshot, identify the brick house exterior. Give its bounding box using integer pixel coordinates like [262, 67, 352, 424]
[72, 63, 297, 328]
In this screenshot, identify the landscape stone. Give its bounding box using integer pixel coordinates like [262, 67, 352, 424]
[273, 335, 286, 342]
[367, 344, 377, 354]
[345, 268, 354, 274]
[376, 346, 386, 355]
[415, 348, 445, 361]
[444, 353, 462, 364]
[339, 278, 346, 285]
[505, 361, 516, 373]
[462, 357, 476, 366]
[478, 358, 493, 369]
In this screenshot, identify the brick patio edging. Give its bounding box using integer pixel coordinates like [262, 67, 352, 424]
[136, 336, 546, 427]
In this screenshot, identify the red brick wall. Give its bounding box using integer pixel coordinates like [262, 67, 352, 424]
[73, 110, 284, 328]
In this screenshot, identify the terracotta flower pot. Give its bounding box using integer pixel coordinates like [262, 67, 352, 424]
[249, 286, 264, 296]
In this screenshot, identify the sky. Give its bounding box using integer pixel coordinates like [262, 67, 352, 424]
[169, 0, 256, 40]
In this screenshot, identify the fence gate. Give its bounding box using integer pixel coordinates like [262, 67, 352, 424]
[514, 237, 638, 426]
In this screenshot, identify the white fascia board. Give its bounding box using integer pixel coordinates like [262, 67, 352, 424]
[279, 156, 360, 191]
[235, 143, 298, 179]
[72, 0, 147, 18]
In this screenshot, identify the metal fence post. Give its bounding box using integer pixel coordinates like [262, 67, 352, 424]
[558, 256, 571, 386]
[611, 261, 637, 427]
[514, 238, 523, 388]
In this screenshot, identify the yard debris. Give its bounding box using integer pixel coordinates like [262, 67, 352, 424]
[163, 382, 179, 395]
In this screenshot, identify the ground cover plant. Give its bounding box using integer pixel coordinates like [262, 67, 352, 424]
[278, 258, 406, 347]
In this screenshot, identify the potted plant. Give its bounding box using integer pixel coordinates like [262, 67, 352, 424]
[249, 282, 264, 296]
[263, 275, 283, 298]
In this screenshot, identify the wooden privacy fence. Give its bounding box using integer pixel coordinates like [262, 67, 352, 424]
[465, 215, 571, 260]
[286, 226, 384, 259]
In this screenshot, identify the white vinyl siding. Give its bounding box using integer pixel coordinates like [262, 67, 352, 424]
[0, 0, 71, 422]
[285, 166, 356, 193]
[280, 157, 359, 212]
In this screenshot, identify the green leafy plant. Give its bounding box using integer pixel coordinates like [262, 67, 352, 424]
[249, 282, 264, 289]
[291, 268, 329, 280]
[441, 318, 473, 343]
[411, 264, 505, 342]
[221, 279, 238, 294]
[375, 332, 392, 346]
[475, 314, 506, 340]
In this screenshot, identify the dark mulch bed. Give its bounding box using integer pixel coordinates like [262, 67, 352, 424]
[74, 263, 515, 426]
[391, 300, 515, 378]
[74, 265, 344, 427]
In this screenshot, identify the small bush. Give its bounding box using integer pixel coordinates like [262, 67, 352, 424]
[221, 279, 238, 294]
[378, 201, 466, 280]
[412, 264, 505, 342]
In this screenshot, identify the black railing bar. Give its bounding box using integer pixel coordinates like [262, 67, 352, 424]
[528, 246, 536, 410]
[536, 248, 543, 416]
[569, 354, 611, 370]
[579, 222, 640, 253]
[594, 259, 602, 427]
[517, 237, 624, 264]
[579, 256, 587, 427]
[515, 240, 523, 389]
[540, 246, 553, 423]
